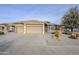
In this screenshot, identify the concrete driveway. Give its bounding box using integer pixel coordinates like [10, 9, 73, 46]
[0, 33, 79, 55]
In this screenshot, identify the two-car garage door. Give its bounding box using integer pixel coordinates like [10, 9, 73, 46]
[26, 25, 43, 34]
[16, 24, 43, 34]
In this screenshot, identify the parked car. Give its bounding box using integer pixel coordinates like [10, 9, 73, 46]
[62, 29, 72, 35]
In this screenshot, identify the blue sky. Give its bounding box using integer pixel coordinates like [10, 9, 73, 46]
[0, 4, 79, 24]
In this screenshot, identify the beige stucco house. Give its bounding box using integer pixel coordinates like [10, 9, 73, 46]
[14, 20, 55, 34]
[0, 20, 55, 34]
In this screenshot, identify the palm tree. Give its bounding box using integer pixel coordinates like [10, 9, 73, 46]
[62, 6, 79, 32]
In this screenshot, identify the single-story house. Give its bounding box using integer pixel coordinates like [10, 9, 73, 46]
[14, 20, 55, 34]
[0, 23, 15, 33]
[0, 20, 56, 34]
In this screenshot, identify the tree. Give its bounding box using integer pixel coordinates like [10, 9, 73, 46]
[62, 6, 79, 32]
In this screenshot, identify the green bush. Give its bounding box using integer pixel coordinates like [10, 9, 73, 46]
[0, 31, 5, 35]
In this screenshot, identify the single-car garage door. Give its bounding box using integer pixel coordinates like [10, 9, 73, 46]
[26, 25, 43, 34]
[16, 26, 24, 33]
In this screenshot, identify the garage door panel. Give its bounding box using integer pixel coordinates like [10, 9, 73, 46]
[26, 25, 43, 34]
[16, 26, 24, 33]
[27, 25, 43, 27]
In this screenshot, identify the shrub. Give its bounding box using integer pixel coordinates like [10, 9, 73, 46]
[63, 32, 72, 35]
[8, 30, 14, 32]
[0, 31, 5, 35]
[76, 34, 79, 37]
[69, 34, 77, 39]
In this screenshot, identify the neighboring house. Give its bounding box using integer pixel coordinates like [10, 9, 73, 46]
[0, 24, 8, 33]
[0, 23, 15, 33]
[0, 20, 56, 34]
[7, 24, 15, 32]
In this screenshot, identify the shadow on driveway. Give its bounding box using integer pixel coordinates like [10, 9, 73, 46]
[0, 38, 15, 55]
